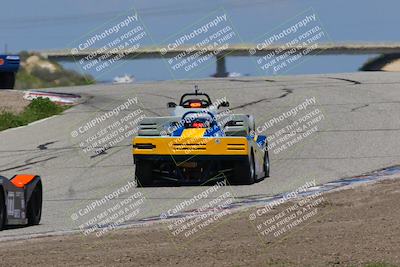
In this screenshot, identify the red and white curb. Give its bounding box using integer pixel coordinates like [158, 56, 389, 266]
[23, 90, 81, 105]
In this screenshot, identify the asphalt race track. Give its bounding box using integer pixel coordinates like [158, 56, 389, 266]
[1, 72, 400, 239]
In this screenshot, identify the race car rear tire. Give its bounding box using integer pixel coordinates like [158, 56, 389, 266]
[0, 189, 5, 231]
[228, 152, 256, 185]
[135, 160, 153, 187]
[264, 150, 270, 177]
[27, 181, 42, 226]
[0, 72, 16, 89]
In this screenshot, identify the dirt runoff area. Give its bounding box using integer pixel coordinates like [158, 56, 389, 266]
[1, 178, 400, 267]
[0, 90, 29, 113]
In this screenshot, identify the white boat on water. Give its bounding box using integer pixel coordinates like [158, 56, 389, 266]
[228, 72, 241, 77]
[113, 74, 135, 84]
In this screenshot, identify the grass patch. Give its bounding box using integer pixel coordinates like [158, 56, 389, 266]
[0, 97, 68, 131]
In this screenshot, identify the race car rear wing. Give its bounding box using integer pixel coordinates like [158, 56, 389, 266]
[137, 114, 253, 137]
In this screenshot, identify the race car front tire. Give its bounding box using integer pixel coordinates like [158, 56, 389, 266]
[135, 160, 153, 187]
[0, 189, 5, 230]
[27, 181, 42, 226]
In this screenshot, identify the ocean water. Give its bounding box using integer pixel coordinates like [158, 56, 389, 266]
[2, 0, 399, 81]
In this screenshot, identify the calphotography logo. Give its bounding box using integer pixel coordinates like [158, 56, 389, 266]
[249, 180, 326, 241]
[70, 180, 147, 237]
[159, 9, 241, 78]
[159, 179, 237, 245]
[251, 97, 325, 155]
[251, 9, 330, 75]
[70, 97, 147, 158]
[70, 9, 150, 79]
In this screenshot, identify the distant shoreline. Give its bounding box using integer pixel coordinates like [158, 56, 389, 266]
[360, 54, 400, 72]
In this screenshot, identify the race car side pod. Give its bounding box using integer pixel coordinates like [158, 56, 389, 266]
[12, 175, 43, 226]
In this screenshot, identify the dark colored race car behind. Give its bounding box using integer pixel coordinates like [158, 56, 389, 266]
[0, 174, 42, 230]
[0, 55, 20, 89]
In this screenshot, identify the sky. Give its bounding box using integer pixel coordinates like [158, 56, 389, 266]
[1, 0, 399, 81]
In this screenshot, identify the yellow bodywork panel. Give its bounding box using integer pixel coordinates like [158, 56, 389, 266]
[180, 128, 207, 138]
[133, 136, 249, 156]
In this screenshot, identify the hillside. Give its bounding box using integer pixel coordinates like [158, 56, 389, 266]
[15, 51, 95, 90]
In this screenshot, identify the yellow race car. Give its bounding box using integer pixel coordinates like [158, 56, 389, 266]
[132, 88, 269, 186]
